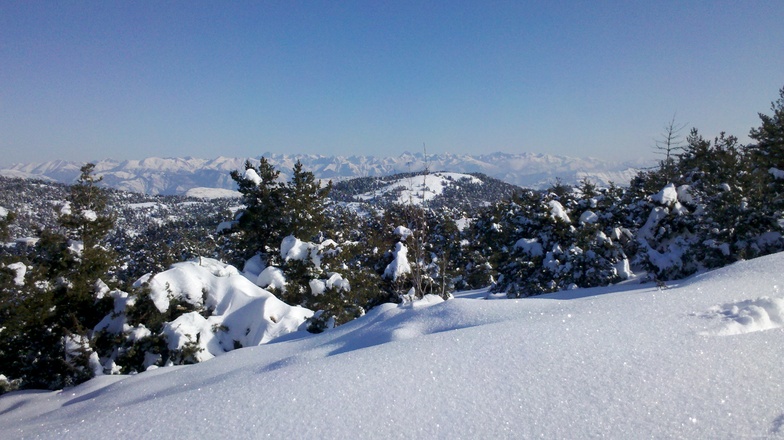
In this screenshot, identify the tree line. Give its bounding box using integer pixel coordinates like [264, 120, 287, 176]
[1, 86, 782, 393]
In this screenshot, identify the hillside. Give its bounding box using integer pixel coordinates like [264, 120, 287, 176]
[0, 176, 238, 281]
[0, 152, 645, 195]
[2, 252, 783, 438]
[330, 171, 521, 210]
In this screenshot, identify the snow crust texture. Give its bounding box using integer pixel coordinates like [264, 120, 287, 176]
[3, 253, 784, 439]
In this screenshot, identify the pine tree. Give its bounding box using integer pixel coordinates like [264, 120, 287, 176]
[282, 160, 332, 242]
[748, 85, 784, 238]
[229, 157, 284, 262]
[0, 164, 116, 390]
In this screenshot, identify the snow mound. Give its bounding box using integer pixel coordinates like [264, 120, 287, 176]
[134, 258, 312, 354]
[698, 296, 784, 336]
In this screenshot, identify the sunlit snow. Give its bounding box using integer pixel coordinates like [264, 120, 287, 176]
[357, 172, 482, 205]
[3, 253, 784, 438]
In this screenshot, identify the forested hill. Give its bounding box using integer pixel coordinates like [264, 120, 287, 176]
[330, 171, 521, 210]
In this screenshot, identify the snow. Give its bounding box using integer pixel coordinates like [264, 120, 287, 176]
[613, 258, 633, 280]
[651, 183, 678, 205]
[357, 172, 483, 205]
[215, 220, 235, 233]
[326, 272, 350, 291]
[677, 184, 694, 204]
[243, 168, 262, 185]
[771, 167, 784, 180]
[127, 202, 159, 210]
[310, 273, 350, 295]
[578, 209, 598, 224]
[128, 258, 311, 359]
[257, 266, 287, 291]
[162, 312, 218, 362]
[6, 262, 26, 286]
[67, 239, 83, 256]
[698, 296, 784, 336]
[393, 225, 412, 240]
[514, 237, 544, 257]
[184, 187, 241, 199]
[309, 278, 326, 296]
[0, 206, 7, 219]
[547, 200, 571, 223]
[280, 235, 312, 261]
[383, 242, 411, 280]
[82, 209, 97, 222]
[5, 253, 784, 438]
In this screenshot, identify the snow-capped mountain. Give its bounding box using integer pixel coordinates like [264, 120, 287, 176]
[0, 152, 648, 195]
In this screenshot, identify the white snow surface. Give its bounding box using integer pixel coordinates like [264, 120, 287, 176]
[358, 172, 482, 205]
[184, 187, 242, 199]
[4, 253, 784, 438]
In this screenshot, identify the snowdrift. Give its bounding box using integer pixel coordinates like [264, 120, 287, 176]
[114, 258, 312, 363]
[3, 253, 784, 438]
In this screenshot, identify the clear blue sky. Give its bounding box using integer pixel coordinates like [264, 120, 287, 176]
[1, 1, 782, 167]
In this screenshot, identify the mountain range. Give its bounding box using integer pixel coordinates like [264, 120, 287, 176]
[0, 152, 650, 195]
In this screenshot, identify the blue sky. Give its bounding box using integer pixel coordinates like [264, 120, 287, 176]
[1, 1, 782, 166]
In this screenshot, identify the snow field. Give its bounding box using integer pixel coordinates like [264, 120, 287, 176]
[2, 253, 784, 438]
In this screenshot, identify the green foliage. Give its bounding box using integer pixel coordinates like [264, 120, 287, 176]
[0, 164, 117, 391]
[229, 157, 285, 262]
[0, 210, 14, 242]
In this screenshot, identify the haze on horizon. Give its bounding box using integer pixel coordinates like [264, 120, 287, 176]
[1, 1, 782, 168]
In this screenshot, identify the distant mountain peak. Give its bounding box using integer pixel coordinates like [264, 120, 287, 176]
[0, 152, 648, 195]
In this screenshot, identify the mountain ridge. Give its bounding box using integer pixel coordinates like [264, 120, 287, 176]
[1, 152, 649, 195]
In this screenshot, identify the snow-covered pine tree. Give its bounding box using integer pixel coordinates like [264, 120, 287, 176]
[282, 160, 332, 243]
[228, 157, 285, 263]
[0, 164, 116, 390]
[747, 85, 784, 253]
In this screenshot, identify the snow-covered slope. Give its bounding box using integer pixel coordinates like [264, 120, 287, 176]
[356, 172, 483, 205]
[0, 152, 646, 195]
[3, 252, 784, 438]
